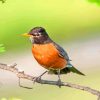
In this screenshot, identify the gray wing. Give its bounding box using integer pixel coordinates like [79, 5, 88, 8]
[53, 42, 71, 62]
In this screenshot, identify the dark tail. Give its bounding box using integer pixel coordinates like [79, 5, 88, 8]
[48, 64, 85, 75]
[61, 64, 85, 75]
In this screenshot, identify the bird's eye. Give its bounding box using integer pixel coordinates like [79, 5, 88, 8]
[37, 33, 40, 36]
[34, 33, 40, 36]
[39, 29, 44, 33]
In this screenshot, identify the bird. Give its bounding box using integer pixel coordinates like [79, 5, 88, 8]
[22, 27, 85, 86]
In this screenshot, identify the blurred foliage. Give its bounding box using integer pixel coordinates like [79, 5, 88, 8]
[88, 0, 100, 5]
[0, 1, 100, 100]
[0, 44, 5, 53]
[0, 0, 100, 53]
[1, 98, 22, 100]
[0, 2, 100, 100]
[0, 0, 6, 3]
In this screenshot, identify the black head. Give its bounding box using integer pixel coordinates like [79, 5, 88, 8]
[28, 27, 48, 37]
[28, 27, 51, 44]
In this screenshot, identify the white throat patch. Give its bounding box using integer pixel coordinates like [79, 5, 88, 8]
[29, 36, 34, 43]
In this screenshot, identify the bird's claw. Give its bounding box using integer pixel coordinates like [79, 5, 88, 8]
[33, 76, 42, 84]
[57, 79, 62, 88]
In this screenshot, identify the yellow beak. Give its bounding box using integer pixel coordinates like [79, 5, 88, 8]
[22, 33, 32, 37]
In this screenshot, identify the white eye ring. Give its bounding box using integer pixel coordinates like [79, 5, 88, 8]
[34, 33, 37, 35]
[38, 32, 41, 35]
[34, 33, 41, 36]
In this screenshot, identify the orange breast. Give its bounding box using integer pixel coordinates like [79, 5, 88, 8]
[32, 43, 67, 70]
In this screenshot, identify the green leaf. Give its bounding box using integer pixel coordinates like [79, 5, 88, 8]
[88, 0, 100, 5]
[0, 0, 6, 3]
[9, 98, 22, 100]
[0, 44, 4, 47]
[0, 44, 6, 53]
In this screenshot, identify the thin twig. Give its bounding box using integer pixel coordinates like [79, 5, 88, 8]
[98, 95, 100, 100]
[18, 77, 33, 89]
[0, 63, 100, 100]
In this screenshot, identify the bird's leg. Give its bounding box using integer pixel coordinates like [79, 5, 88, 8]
[37, 70, 48, 80]
[33, 70, 48, 83]
[57, 69, 62, 88]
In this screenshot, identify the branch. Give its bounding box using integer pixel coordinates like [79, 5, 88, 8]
[0, 63, 100, 100]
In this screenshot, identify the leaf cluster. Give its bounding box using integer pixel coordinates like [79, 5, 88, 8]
[0, 44, 5, 53]
[0, 0, 6, 3]
[88, 0, 100, 5]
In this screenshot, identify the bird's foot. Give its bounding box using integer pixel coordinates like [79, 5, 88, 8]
[57, 79, 62, 88]
[33, 71, 48, 84]
[33, 76, 42, 84]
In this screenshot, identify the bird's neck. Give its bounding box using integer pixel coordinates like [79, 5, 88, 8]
[30, 35, 52, 44]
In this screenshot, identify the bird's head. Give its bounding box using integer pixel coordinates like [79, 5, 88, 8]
[22, 27, 51, 44]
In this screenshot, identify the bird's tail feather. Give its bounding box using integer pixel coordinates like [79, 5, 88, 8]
[48, 64, 85, 75]
[66, 64, 85, 76]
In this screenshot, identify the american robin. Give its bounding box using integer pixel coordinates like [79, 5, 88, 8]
[23, 27, 85, 86]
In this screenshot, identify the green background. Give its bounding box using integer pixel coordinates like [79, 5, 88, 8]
[0, 0, 100, 100]
[0, 0, 100, 52]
